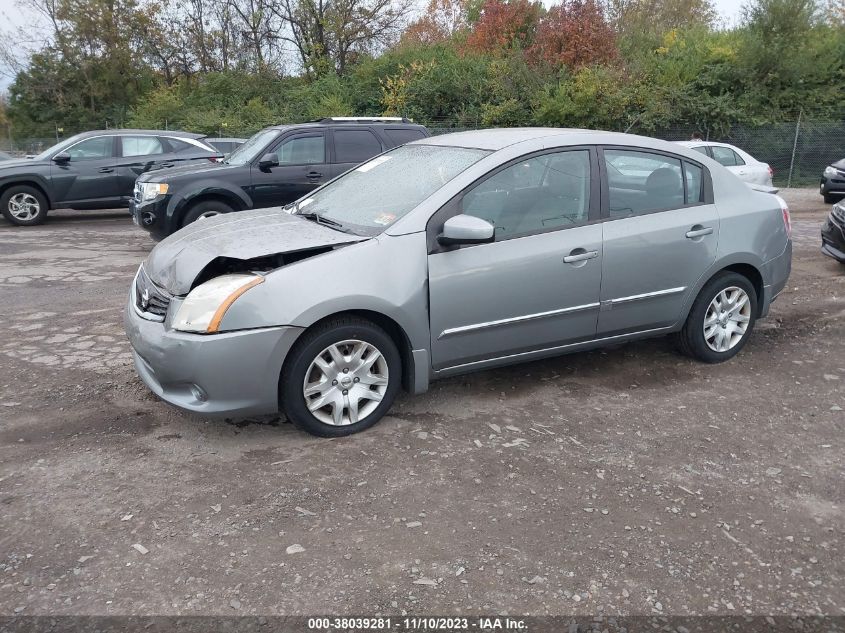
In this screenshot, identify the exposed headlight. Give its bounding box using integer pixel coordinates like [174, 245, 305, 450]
[824, 166, 838, 178]
[172, 274, 264, 333]
[139, 182, 169, 201]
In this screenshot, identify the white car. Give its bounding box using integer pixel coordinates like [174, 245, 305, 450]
[676, 141, 773, 187]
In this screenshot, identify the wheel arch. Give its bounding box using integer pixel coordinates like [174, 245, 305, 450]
[172, 186, 249, 228]
[683, 260, 765, 325]
[282, 309, 418, 395]
[0, 180, 53, 209]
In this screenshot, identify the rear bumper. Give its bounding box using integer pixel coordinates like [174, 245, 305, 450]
[759, 239, 792, 318]
[821, 213, 845, 263]
[124, 296, 304, 417]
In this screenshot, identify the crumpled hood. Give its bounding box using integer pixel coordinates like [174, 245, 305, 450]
[145, 207, 368, 295]
[137, 160, 226, 183]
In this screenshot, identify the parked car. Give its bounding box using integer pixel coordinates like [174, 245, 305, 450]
[821, 201, 845, 264]
[820, 159, 845, 204]
[125, 128, 792, 437]
[676, 141, 773, 187]
[206, 137, 247, 155]
[130, 117, 430, 240]
[0, 130, 221, 226]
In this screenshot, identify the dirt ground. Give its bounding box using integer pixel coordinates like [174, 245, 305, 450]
[0, 189, 843, 618]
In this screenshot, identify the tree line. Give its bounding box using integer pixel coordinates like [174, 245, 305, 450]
[1, 0, 843, 139]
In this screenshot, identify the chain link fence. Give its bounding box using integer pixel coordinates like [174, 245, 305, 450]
[2, 119, 843, 188]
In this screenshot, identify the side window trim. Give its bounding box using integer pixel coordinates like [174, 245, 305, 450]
[262, 132, 326, 167]
[60, 135, 117, 161]
[426, 146, 601, 254]
[597, 145, 713, 221]
[330, 127, 384, 164]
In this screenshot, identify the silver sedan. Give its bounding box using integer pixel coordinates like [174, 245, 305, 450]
[125, 129, 792, 436]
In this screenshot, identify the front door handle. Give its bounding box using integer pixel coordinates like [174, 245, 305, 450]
[563, 249, 598, 264]
[685, 226, 713, 239]
[98, 167, 114, 173]
[307, 171, 323, 179]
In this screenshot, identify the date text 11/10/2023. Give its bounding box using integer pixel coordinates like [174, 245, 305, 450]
[306, 617, 528, 631]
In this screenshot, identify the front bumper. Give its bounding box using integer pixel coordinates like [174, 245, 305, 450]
[821, 174, 845, 198]
[821, 211, 845, 263]
[124, 296, 304, 417]
[130, 196, 171, 240]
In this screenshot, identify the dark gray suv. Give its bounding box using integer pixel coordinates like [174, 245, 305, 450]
[0, 129, 221, 226]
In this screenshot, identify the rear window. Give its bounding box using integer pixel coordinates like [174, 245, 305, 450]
[334, 129, 383, 163]
[384, 128, 427, 147]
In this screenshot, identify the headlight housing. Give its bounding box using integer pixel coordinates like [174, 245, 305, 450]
[823, 166, 838, 178]
[172, 274, 264, 333]
[139, 182, 169, 201]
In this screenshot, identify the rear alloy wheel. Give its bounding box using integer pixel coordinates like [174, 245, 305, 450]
[282, 317, 401, 437]
[1, 185, 48, 226]
[676, 272, 758, 363]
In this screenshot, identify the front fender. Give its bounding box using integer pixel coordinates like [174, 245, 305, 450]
[0, 172, 54, 207]
[167, 183, 252, 230]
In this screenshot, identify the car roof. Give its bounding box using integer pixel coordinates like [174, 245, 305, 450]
[265, 121, 427, 132]
[206, 137, 247, 142]
[412, 128, 695, 153]
[76, 129, 206, 139]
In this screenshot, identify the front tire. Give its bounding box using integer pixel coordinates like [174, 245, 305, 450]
[1, 185, 48, 226]
[281, 317, 401, 437]
[181, 200, 234, 228]
[823, 193, 842, 204]
[676, 272, 758, 363]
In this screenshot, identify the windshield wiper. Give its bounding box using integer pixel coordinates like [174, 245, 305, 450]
[297, 211, 354, 234]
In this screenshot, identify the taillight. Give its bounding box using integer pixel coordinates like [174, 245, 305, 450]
[208, 156, 221, 163]
[768, 166, 774, 178]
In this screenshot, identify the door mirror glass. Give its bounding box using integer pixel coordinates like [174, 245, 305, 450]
[258, 153, 279, 168]
[439, 214, 495, 246]
[52, 152, 71, 164]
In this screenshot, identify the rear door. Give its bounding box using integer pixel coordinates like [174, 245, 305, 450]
[116, 135, 172, 201]
[330, 127, 385, 175]
[597, 147, 718, 336]
[50, 135, 121, 208]
[249, 131, 328, 209]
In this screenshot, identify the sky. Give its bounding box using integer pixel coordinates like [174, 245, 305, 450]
[0, 0, 747, 90]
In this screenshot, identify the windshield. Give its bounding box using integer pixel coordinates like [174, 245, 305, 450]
[224, 129, 280, 165]
[295, 144, 489, 235]
[32, 133, 88, 161]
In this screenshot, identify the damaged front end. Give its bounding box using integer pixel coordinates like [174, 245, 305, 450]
[142, 207, 368, 295]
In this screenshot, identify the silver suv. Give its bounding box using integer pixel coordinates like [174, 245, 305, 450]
[125, 129, 793, 437]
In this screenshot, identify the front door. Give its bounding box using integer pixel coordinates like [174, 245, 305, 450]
[428, 149, 602, 370]
[50, 136, 120, 208]
[249, 132, 329, 209]
[598, 147, 719, 336]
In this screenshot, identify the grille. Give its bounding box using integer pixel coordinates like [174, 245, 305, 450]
[135, 266, 171, 321]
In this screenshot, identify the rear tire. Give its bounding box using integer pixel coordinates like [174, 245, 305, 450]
[281, 317, 401, 437]
[676, 272, 758, 363]
[1, 185, 48, 226]
[181, 200, 234, 228]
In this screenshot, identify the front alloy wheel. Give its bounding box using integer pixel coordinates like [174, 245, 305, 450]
[282, 317, 401, 437]
[1, 185, 48, 226]
[8, 193, 41, 222]
[303, 339, 389, 426]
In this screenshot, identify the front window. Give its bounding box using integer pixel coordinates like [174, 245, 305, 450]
[295, 144, 489, 235]
[65, 136, 114, 160]
[224, 129, 280, 165]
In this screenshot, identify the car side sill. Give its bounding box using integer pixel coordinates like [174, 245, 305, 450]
[433, 326, 673, 378]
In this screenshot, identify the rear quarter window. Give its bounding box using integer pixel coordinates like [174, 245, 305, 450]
[383, 128, 427, 148]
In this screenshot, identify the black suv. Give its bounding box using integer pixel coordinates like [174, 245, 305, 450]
[131, 118, 430, 240]
[0, 130, 221, 226]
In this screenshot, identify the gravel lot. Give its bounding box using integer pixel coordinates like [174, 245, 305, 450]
[0, 189, 843, 618]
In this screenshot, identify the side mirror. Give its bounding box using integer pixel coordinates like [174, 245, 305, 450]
[52, 152, 71, 164]
[438, 214, 495, 246]
[258, 153, 279, 169]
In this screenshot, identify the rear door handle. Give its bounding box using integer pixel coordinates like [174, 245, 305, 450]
[563, 249, 598, 264]
[685, 226, 713, 239]
[307, 171, 323, 179]
[98, 167, 114, 173]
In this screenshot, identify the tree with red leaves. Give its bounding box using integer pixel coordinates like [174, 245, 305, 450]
[464, 0, 542, 54]
[528, 0, 618, 69]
